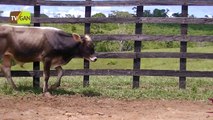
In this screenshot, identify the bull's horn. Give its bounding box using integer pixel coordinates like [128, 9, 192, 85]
[85, 34, 91, 41]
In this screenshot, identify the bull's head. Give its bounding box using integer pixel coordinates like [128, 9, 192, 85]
[73, 34, 97, 62]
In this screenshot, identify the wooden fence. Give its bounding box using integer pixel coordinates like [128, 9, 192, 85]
[0, 0, 213, 89]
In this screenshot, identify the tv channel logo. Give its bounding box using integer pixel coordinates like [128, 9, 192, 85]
[10, 11, 31, 24]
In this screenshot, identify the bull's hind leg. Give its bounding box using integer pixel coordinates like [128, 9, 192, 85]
[43, 58, 51, 94]
[0, 55, 17, 89]
[49, 66, 63, 90]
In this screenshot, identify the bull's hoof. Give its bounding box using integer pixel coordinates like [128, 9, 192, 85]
[43, 92, 53, 98]
[48, 84, 60, 90]
[12, 86, 18, 91]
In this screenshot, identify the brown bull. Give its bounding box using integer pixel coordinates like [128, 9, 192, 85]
[0, 24, 97, 94]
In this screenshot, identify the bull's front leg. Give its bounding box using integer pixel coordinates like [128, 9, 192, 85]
[43, 58, 51, 94]
[0, 55, 17, 90]
[49, 66, 63, 90]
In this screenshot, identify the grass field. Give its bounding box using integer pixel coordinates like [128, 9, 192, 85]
[10, 46, 213, 71]
[0, 46, 212, 100]
[1, 76, 213, 100]
[1, 23, 213, 100]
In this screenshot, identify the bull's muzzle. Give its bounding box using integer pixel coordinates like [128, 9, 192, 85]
[89, 56, 97, 62]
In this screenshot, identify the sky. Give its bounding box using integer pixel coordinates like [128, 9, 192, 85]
[0, 2, 213, 18]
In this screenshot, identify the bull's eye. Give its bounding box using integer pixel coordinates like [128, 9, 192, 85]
[90, 48, 95, 54]
[87, 43, 95, 54]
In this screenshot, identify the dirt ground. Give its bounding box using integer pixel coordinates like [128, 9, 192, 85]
[0, 95, 213, 120]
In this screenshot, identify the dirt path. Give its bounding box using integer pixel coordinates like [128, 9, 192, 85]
[0, 95, 213, 120]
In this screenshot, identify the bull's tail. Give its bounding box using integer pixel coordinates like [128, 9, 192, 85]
[0, 26, 8, 60]
[0, 25, 9, 37]
[0, 39, 7, 61]
[0, 31, 7, 37]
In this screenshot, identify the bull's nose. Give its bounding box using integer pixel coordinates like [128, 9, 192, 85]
[93, 57, 97, 62]
[90, 56, 97, 62]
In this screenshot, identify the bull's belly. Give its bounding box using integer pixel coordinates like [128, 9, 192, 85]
[5, 51, 43, 63]
[14, 55, 42, 63]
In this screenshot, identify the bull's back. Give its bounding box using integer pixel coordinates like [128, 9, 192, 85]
[13, 27, 46, 49]
[3, 25, 49, 62]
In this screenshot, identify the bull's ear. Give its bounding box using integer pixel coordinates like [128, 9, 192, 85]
[72, 33, 82, 43]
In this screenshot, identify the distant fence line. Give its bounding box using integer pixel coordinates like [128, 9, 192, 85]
[0, 0, 213, 89]
[1, 0, 213, 6]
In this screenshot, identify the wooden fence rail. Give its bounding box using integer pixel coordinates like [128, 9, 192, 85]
[96, 52, 213, 59]
[1, 17, 213, 24]
[91, 35, 213, 42]
[0, 0, 212, 89]
[0, 70, 213, 78]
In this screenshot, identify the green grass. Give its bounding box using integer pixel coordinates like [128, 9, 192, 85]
[39, 23, 213, 36]
[1, 21, 213, 100]
[0, 76, 213, 100]
[0, 47, 212, 100]
[11, 46, 213, 71]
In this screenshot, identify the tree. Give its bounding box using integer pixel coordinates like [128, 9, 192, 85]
[41, 14, 49, 18]
[153, 9, 169, 17]
[92, 13, 106, 18]
[65, 14, 74, 18]
[144, 10, 152, 17]
[108, 11, 134, 51]
[91, 12, 133, 52]
[133, 7, 170, 17]
[172, 12, 181, 17]
[92, 13, 108, 52]
[189, 14, 195, 18]
[91, 13, 106, 34]
[204, 15, 212, 18]
[108, 11, 133, 18]
[53, 13, 61, 18]
[0, 11, 3, 16]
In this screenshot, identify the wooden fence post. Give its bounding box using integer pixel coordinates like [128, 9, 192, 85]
[33, 4, 40, 88]
[83, 0, 91, 87]
[179, 5, 188, 89]
[133, 6, 143, 88]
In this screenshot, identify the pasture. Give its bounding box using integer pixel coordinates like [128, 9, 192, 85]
[1, 44, 213, 119]
[1, 17, 213, 120]
[0, 46, 212, 100]
[1, 47, 213, 119]
[1, 0, 213, 119]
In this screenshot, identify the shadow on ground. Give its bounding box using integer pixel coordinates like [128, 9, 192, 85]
[16, 85, 102, 97]
[17, 85, 76, 95]
[0, 82, 102, 97]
